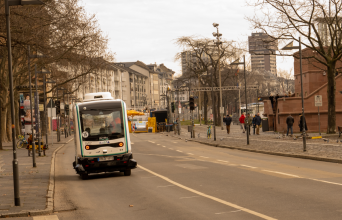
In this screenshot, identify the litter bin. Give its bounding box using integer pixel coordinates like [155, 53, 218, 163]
[262, 118, 269, 132]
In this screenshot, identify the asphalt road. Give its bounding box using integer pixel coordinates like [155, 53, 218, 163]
[50, 133, 342, 220]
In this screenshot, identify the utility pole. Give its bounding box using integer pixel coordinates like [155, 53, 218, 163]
[213, 23, 223, 130]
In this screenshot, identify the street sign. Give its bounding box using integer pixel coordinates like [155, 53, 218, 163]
[315, 95, 322, 107]
[179, 108, 181, 113]
[220, 107, 224, 114]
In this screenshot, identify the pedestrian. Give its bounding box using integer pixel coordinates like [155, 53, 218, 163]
[299, 114, 308, 133]
[225, 115, 232, 134]
[254, 113, 262, 135]
[286, 114, 294, 136]
[252, 115, 256, 135]
[239, 113, 246, 133]
[244, 113, 253, 135]
[223, 115, 226, 127]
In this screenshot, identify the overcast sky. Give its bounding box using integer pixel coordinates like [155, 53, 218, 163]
[80, 0, 292, 77]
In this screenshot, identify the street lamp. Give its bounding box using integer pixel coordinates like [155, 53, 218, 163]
[46, 79, 55, 147]
[56, 87, 66, 142]
[281, 37, 306, 152]
[230, 56, 249, 145]
[212, 23, 224, 131]
[5, 0, 44, 206]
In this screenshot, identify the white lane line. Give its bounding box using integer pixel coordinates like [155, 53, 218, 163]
[173, 142, 178, 143]
[157, 185, 175, 188]
[241, 165, 257, 169]
[307, 178, 342, 186]
[200, 156, 209, 158]
[215, 210, 242, 214]
[138, 165, 276, 220]
[157, 144, 160, 145]
[162, 146, 166, 147]
[177, 150, 183, 152]
[180, 196, 200, 199]
[217, 160, 228, 163]
[187, 153, 194, 155]
[131, 142, 134, 144]
[66, 138, 74, 143]
[151, 141, 155, 143]
[169, 148, 174, 150]
[262, 170, 300, 178]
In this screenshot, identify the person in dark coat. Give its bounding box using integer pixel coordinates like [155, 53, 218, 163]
[299, 114, 308, 133]
[254, 113, 262, 135]
[286, 114, 294, 136]
[252, 115, 256, 135]
[225, 115, 232, 134]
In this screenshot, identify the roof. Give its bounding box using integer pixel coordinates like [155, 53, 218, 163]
[113, 63, 147, 78]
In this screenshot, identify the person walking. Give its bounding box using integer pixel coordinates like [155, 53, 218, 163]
[244, 113, 253, 135]
[225, 115, 232, 134]
[252, 115, 256, 135]
[299, 114, 308, 134]
[254, 113, 262, 135]
[286, 114, 294, 136]
[239, 113, 246, 133]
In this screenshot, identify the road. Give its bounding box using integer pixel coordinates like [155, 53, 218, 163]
[50, 133, 342, 220]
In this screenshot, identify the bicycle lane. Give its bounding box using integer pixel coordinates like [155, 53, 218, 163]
[0, 135, 72, 217]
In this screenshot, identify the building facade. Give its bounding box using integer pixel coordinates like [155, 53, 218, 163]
[248, 33, 278, 75]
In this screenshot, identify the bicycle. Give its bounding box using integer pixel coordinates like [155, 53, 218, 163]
[207, 125, 211, 139]
[17, 134, 28, 149]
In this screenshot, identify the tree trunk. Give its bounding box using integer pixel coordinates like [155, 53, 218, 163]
[0, 100, 2, 150]
[204, 91, 208, 124]
[327, 64, 336, 134]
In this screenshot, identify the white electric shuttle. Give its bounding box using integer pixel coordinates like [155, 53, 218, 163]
[72, 92, 137, 179]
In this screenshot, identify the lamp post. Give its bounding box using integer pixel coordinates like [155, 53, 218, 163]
[281, 37, 306, 152]
[212, 23, 223, 130]
[56, 87, 66, 142]
[230, 56, 249, 145]
[5, 0, 44, 207]
[46, 79, 56, 147]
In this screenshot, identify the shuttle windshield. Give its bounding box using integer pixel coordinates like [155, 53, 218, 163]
[79, 102, 124, 141]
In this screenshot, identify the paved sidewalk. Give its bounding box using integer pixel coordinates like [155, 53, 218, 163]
[0, 132, 73, 218]
[164, 124, 342, 162]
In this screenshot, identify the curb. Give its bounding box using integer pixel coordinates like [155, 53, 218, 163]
[168, 135, 342, 165]
[0, 138, 72, 218]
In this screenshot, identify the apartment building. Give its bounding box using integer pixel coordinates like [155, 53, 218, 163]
[248, 32, 278, 75]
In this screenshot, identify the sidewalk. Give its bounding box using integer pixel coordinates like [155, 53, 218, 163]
[0, 132, 73, 218]
[164, 124, 342, 163]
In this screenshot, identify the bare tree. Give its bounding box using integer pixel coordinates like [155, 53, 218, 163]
[247, 0, 342, 133]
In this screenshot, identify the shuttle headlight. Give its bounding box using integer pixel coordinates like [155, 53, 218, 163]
[119, 142, 124, 147]
[85, 145, 90, 150]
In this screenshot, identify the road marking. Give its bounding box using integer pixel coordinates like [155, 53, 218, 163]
[187, 153, 194, 155]
[162, 146, 166, 147]
[217, 160, 228, 163]
[180, 196, 200, 199]
[169, 148, 174, 150]
[200, 156, 209, 158]
[33, 215, 59, 220]
[215, 210, 242, 214]
[307, 178, 342, 186]
[66, 138, 74, 143]
[148, 141, 155, 143]
[262, 170, 300, 178]
[173, 142, 178, 143]
[157, 185, 175, 188]
[131, 142, 134, 144]
[157, 144, 160, 145]
[177, 150, 183, 152]
[241, 165, 257, 169]
[138, 165, 276, 220]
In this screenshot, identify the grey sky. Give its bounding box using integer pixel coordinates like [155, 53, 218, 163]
[81, 0, 292, 77]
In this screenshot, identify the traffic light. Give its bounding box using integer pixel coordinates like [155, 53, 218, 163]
[171, 102, 175, 113]
[65, 104, 69, 115]
[55, 100, 60, 115]
[189, 96, 195, 111]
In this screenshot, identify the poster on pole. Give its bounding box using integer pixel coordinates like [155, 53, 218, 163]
[315, 95, 322, 107]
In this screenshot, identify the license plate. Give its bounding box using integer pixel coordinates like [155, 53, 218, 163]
[98, 156, 114, 162]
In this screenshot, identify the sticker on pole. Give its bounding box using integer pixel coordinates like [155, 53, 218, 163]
[315, 95, 322, 107]
[220, 107, 224, 114]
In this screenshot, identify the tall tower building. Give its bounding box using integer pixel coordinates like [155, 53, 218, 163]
[248, 33, 278, 75]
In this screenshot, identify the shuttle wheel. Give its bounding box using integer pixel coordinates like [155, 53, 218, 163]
[80, 173, 88, 180]
[124, 169, 131, 176]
